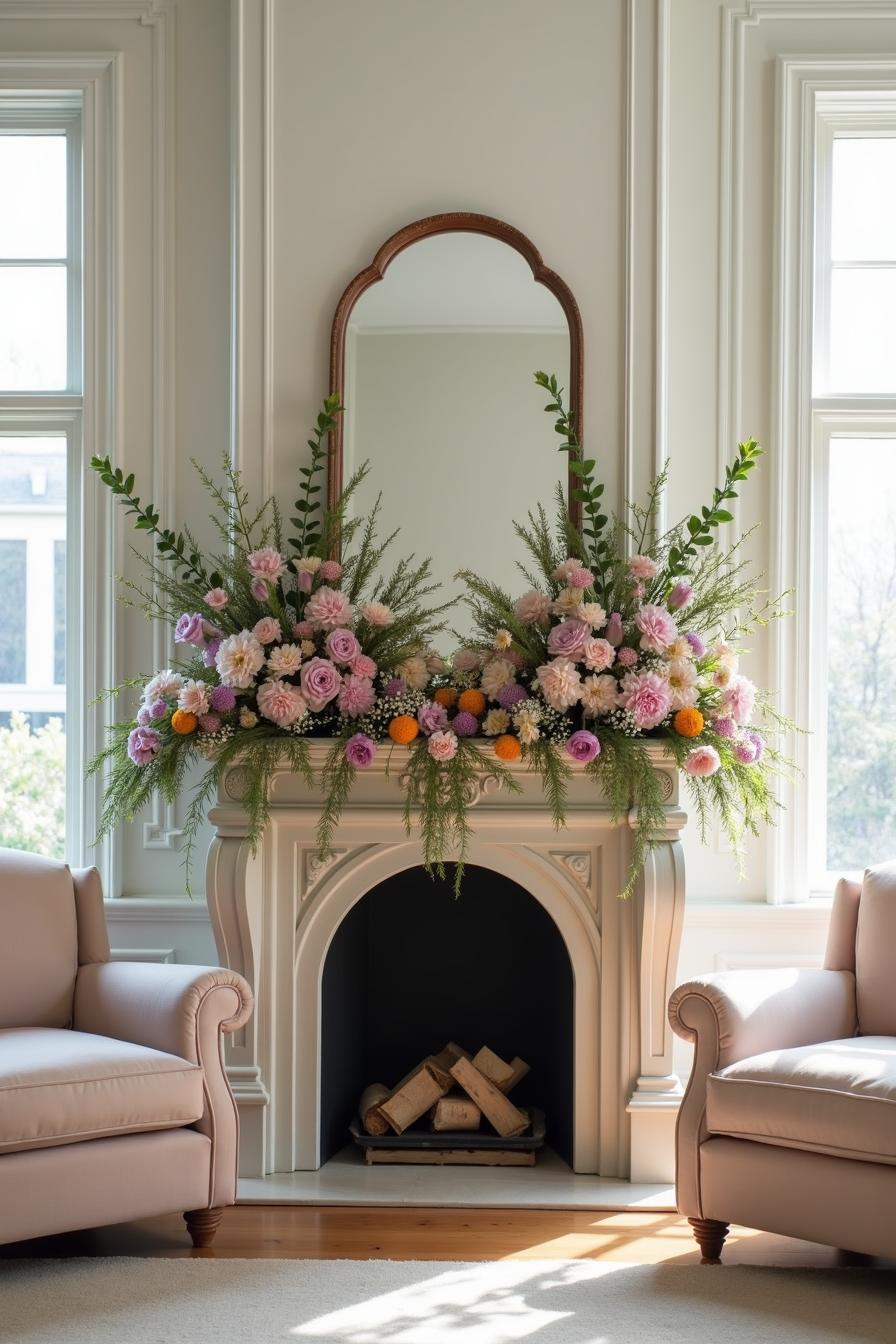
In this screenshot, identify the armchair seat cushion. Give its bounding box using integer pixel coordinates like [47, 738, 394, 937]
[706, 1035, 896, 1165]
[0, 1027, 204, 1155]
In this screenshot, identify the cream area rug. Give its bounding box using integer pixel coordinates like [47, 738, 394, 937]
[0, 1257, 894, 1344]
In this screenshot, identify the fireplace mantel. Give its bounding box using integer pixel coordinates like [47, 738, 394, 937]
[205, 740, 686, 1183]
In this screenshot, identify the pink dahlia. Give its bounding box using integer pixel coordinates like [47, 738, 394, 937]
[568, 567, 595, 590]
[513, 590, 551, 626]
[618, 670, 672, 730]
[338, 674, 376, 719]
[256, 679, 307, 727]
[351, 654, 377, 679]
[635, 604, 678, 654]
[535, 658, 583, 711]
[306, 586, 354, 630]
[628, 554, 658, 580]
[247, 547, 286, 582]
[717, 674, 756, 726]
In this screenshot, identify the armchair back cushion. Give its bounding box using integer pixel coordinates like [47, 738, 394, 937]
[855, 860, 896, 1035]
[0, 849, 77, 1029]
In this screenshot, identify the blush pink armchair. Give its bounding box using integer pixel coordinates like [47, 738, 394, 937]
[669, 860, 896, 1263]
[0, 848, 252, 1248]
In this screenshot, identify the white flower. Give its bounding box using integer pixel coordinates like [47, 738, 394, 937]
[550, 587, 584, 617]
[143, 670, 184, 703]
[266, 643, 303, 678]
[238, 707, 258, 729]
[398, 655, 429, 691]
[580, 674, 619, 717]
[662, 658, 700, 710]
[294, 555, 322, 574]
[494, 629, 513, 650]
[514, 710, 541, 745]
[579, 602, 607, 629]
[177, 678, 210, 716]
[216, 631, 265, 689]
[360, 601, 394, 628]
[483, 708, 510, 737]
[480, 657, 516, 700]
[666, 636, 694, 662]
[300, 640, 316, 658]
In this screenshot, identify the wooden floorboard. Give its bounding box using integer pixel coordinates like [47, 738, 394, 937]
[1, 1206, 889, 1267]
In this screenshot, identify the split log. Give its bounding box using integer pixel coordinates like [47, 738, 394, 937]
[471, 1046, 515, 1091]
[449, 1056, 530, 1138]
[378, 1060, 452, 1135]
[431, 1094, 481, 1132]
[499, 1056, 530, 1094]
[432, 1042, 471, 1072]
[359, 1084, 390, 1136]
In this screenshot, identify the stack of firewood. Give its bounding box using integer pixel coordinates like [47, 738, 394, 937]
[359, 1042, 531, 1141]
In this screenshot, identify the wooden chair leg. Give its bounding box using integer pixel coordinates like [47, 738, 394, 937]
[688, 1217, 729, 1264]
[184, 1207, 225, 1249]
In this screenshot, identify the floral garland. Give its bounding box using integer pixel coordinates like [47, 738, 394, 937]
[398, 372, 792, 897]
[88, 396, 450, 882]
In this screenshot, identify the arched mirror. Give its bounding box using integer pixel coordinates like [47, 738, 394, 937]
[328, 214, 583, 642]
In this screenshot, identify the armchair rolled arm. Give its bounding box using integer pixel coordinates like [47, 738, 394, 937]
[669, 968, 856, 1218]
[73, 962, 253, 1209]
[73, 961, 252, 1062]
[669, 967, 857, 1070]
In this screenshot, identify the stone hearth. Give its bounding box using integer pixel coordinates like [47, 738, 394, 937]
[205, 741, 685, 1184]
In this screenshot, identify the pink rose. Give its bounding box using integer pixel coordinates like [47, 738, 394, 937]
[605, 612, 624, 646]
[547, 619, 590, 659]
[299, 657, 342, 710]
[256, 679, 307, 727]
[582, 637, 615, 672]
[351, 654, 377, 679]
[617, 670, 672, 730]
[338, 674, 376, 719]
[685, 745, 721, 777]
[306, 586, 354, 630]
[292, 620, 316, 639]
[174, 613, 207, 647]
[513, 590, 551, 626]
[252, 616, 282, 645]
[204, 587, 229, 610]
[320, 560, 343, 582]
[635, 604, 678, 654]
[417, 701, 449, 735]
[326, 628, 362, 666]
[565, 729, 601, 763]
[427, 730, 458, 763]
[345, 733, 375, 767]
[247, 547, 286, 582]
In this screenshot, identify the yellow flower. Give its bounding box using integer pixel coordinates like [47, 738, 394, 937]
[483, 708, 510, 737]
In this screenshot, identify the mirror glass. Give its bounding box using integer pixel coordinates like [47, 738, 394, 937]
[342, 232, 572, 645]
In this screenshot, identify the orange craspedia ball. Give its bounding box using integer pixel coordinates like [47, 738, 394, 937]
[434, 687, 458, 710]
[171, 709, 198, 735]
[674, 707, 704, 738]
[457, 688, 486, 717]
[388, 714, 419, 745]
[493, 734, 522, 762]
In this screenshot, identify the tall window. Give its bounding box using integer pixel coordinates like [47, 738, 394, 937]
[809, 111, 896, 887]
[0, 97, 81, 859]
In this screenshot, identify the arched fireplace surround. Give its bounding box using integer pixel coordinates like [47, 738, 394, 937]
[206, 742, 685, 1182]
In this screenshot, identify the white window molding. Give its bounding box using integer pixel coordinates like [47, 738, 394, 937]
[0, 57, 120, 884]
[771, 56, 896, 902]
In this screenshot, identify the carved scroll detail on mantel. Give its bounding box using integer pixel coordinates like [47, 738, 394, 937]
[223, 766, 252, 802]
[658, 771, 675, 801]
[304, 849, 347, 896]
[398, 768, 503, 808]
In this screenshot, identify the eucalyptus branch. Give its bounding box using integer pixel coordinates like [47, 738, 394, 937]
[665, 438, 763, 578]
[290, 393, 343, 557]
[90, 456, 213, 588]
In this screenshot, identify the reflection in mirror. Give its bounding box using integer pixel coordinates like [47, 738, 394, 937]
[341, 231, 572, 646]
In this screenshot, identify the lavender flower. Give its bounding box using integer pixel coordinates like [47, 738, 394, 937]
[452, 711, 478, 737]
[344, 733, 375, 767]
[127, 725, 161, 766]
[210, 685, 236, 713]
[565, 730, 601, 763]
[497, 683, 528, 710]
[685, 632, 706, 658]
[417, 701, 449, 735]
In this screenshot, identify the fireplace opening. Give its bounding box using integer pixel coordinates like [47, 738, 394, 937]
[320, 863, 574, 1167]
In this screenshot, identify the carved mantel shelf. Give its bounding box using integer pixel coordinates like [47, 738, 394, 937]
[205, 740, 686, 1184]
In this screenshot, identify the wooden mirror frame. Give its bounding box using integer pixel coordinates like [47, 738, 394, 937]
[328, 212, 584, 527]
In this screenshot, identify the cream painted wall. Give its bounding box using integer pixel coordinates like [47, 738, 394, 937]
[346, 328, 570, 637]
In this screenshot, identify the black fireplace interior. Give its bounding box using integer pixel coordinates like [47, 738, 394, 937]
[320, 863, 574, 1166]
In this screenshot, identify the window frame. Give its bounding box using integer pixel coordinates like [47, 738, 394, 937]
[772, 60, 896, 903]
